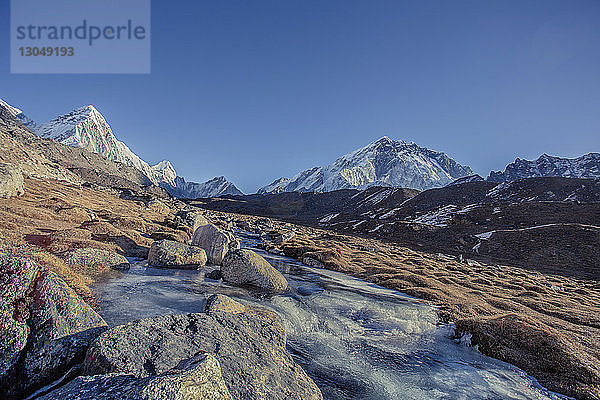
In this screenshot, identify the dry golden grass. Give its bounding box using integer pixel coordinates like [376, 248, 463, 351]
[0, 177, 179, 305]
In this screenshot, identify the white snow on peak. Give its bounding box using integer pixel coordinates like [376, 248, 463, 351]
[0, 98, 37, 129]
[33, 104, 241, 197]
[258, 136, 473, 194]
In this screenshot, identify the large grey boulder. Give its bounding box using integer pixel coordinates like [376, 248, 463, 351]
[0, 162, 24, 198]
[62, 248, 131, 270]
[0, 254, 107, 399]
[222, 249, 288, 292]
[83, 297, 322, 400]
[148, 239, 207, 268]
[175, 209, 208, 232]
[191, 224, 231, 265]
[39, 353, 232, 400]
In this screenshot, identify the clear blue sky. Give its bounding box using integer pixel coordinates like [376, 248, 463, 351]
[1, 0, 599, 193]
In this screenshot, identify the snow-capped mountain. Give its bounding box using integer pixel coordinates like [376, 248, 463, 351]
[258, 136, 473, 193]
[171, 176, 243, 198]
[30, 103, 241, 198]
[0, 98, 37, 129]
[488, 153, 600, 182]
[257, 177, 291, 194]
[35, 105, 167, 183]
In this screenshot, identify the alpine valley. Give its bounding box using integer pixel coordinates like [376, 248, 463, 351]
[1, 97, 600, 400]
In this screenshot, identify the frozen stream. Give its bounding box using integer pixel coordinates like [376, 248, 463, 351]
[92, 232, 565, 400]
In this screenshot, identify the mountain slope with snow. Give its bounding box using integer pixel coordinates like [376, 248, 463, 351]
[32, 104, 241, 198]
[0, 98, 37, 129]
[171, 176, 243, 198]
[259, 137, 473, 193]
[488, 153, 600, 182]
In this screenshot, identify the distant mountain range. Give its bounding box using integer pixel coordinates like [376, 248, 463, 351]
[3, 98, 599, 198]
[259, 136, 474, 193]
[2, 100, 242, 198]
[488, 153, 600, 182]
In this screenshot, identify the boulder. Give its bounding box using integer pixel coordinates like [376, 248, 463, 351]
[191, 224, 230, 265]
[273, 231, 295, 244]
[148, 239, 207, 268]
[0, 254, 107, 399]
[205, 269, 222, 281]
[0, 163, 24, 198]
[175, 209, 208, 232]
[83, 298, 322, 400]
[62, 248, 131, 270]
[40, 353, 232, 400]
[221, 249, 288, 292]
[204, 294, 245, 314]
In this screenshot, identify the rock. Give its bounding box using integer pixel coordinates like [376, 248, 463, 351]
[191, 224, 231, 265]
[205, 269, 222, 280]
[204, 294, 245, 314]
[0, 254, 107, 398]
[273, 231, 295, 244]
[62, 248, 131, 270]
[303, 257, 325, 268]
[83, 300, 322, 400]
[0, 162, 24, 198]
[40, 353, 232, 400]
[148, 240, 207, 268]
[221, 249, 288, 292]
[175, 209, 208, 232]
[236, 220, 253, 231]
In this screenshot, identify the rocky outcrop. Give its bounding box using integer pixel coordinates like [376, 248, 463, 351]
[39, 353, 232, 400]
[148, 240, 207, 268]
[191, 224, 231, 265]
[0, 253, 107, 399]
[62, 248, 131, 270]
[83, 298, 322, 400]
[221, 249, 288, 292]
[0, 162, 24, 198]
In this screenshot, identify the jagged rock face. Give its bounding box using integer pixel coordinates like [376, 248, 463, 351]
[0, 254, 107, 399]
[488, 153, 600, 182]
[258, 137, 473, 193]
[39, 353, 233, 400]
[83, 301, 322, 400]
[0, 163, 25, 198]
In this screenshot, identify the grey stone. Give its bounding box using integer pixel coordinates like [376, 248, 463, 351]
[83, 300, 322, 400]
[221, 249, 288, 292]
[0, 162, 24, 198]
[39, 353, 232, 400]
[191, 224, 230, 265]
[148, 240, 207, 268]
[175, 209, 208, 232]
[62, 248, 130, 270]
[0, 254, 107, 399]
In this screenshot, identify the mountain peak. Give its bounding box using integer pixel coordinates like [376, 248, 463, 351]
[258, 136, 473, 193]
[488, 152, 600, 182]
